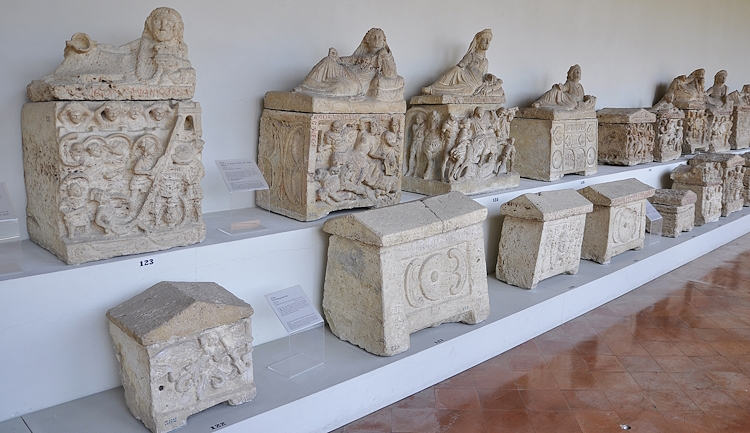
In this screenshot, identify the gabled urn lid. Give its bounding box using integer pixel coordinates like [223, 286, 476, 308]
[500, 190, 593, 221]
[106, 281, 253, 346]
[649, 189, 698, 206]
[596, 108, 656, 123]
[578, 178, 655, 206]
[323, 191, 487, 247]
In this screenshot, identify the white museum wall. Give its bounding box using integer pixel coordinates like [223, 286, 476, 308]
[2, 0, 750, 239]
[2, 0, 750, 423]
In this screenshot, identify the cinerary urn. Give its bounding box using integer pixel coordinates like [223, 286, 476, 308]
[107, 281, 256, 433]
[510, 65, 598, 181]
[22, 7, 206, 264]
[654, 69, 708, 155]
[649, 104, 684, 162]
[578, 178, 655, 264]
[670, 160, 723, 226]
[496, 190, 593, 289]
[743, 151, 750, 206]
[322, 192, 489, 356]
[258, 28, 406, 221]
[402, 29, 519, 196]
[690, 153, 745, 217]
[646, 189, 697, 238]
[597, 108, 656, 166]
[729, 85, 750, 150]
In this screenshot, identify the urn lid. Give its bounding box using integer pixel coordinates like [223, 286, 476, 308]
[106, 281, 253, 346]
[500, 190, 593, 221]
[578, 178, 655, 206]
[649, 189, 697, 206]
[689, 153, 745, 168]
[596, 108, 656, 124]
[323, 191, 487, 247]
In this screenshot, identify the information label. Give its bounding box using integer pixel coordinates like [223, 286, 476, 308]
[0, 183, 17, 221]
[265, 285, 324, 334]
[645, 201, 662, 221]
[215, 159, 269, 192]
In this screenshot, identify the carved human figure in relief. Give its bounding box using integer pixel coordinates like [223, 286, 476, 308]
[39, 7, 194, 88]
[421, 29, 504, 99]
[532, 64, 596, 111]
[294, 28, 405, 101]
[705, 70, 731, 110]
[59, 176, 90, 238]
[657, 69, 706, 106]
[406, 112, 426, 176]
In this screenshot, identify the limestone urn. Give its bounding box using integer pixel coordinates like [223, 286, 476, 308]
[402, 29, 520, 196]
[646, 189, 697, 238]
[728, 85, 750, 150]
[654, 69, 708, 154]
[106, 281, 256, 433]
[578, 178, 655, 265]
[648, 101, 685, 162]
[496, 190, 593, 289]
[510, 65, 598, 181]
[690, 153, 745, 217]
[22, 8, 206, 265]
[670, 159, 723, 226]
[258, 28, 406, 221]
[322, 192, 489, 356]
[596, 108, 656, 166]
[703, 70, 733, 153]
[743, 151, 750, 206]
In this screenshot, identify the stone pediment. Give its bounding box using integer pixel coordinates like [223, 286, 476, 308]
[264, 91, 406, 114]
[689, 153, 745, 168]
[516, 107, 597, 120]
[106, 281, 253, 346]
[650, 189, 697, 206]
[597, 108, 656, 124]
[322, 191, 486, 247]
[671, 164, 722, 186]
[578, 178, 655, 207]
[500, 190, 593, 221]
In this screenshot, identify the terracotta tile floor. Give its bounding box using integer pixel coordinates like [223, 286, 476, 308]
[334, 232, 750, 432]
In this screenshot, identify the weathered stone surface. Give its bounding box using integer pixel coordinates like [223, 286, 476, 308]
[705, 107, 733, 152]
[510, 113, 597, 181]
[419, 29, 506, 101]
[107, 282, 255, 433]
[322, 192, 489, 356]
[264, 91, 405, 114]
[649, 104, 684, 162]
[654, 69, 708, 154]
[22, 100, 206, 264]
[402, 105, 519, 196]
[256, 109, 404, 221]
[647, 189, 696, 237]
[292, 28, 404, 103]
[597, 108, 656, 166]
[578, 178, 655, 264]
[743, 151, 750, 206]
[27, 8, 195, 101]
[689, 154, 745, 217]
[531, 65, 597, 111]
[729, 85, 750, 149]
[496, 190, 593, 289]
[682, 109, 709, 154]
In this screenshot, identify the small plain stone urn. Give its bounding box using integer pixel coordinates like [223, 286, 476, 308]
[107, 282, 256, 433]
[578, 178, 655, 264]
[496, 190, 593, 289]
[647, 189, 697, 238]
[322, 191, 489, 356]
[596, 108, 656, 166]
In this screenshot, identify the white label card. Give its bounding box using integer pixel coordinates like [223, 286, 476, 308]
[0, 183, 17, 221]
[215, 159, 269, 192]
[265, 285, 324, 334]
[645, 201, 662, 221]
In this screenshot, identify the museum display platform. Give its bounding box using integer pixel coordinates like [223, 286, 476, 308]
[2, 154, 750, 433]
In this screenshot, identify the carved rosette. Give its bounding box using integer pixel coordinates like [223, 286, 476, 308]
[404, 245, 470, 309]
[611, 204, 642, 246]
[22, 100, 206, 264]
[257, 110, 404, 221]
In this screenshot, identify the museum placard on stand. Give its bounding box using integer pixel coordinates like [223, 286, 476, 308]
[106, 281, 256, 433]
[510, 65, 597, 181]
[647, 189, 697, 238]
[322, 192, 489, 356]
[257, 28, 406, 221]
[402, 29, 519, 196]
[597, 108, 656, 166]
[578, 178, 655, 264]
[22, 8, 206, 264]
[496, 190, 593, 289]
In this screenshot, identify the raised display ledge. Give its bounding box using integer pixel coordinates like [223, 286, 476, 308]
[0, 152, 747, 426]
[9, 206, 750, 433]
